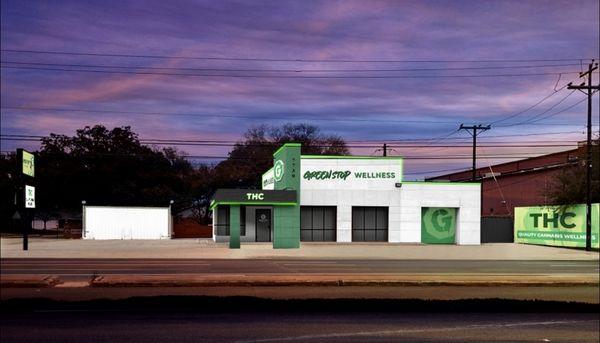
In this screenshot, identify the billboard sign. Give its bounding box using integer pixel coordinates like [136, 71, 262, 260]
[514, 204, 599, 249]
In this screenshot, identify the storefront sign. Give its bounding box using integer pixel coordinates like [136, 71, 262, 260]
[25, 185, 35, 208]
[262, 168, 275, 190]
[303, 170, 396, 181]
[514, 204, 599, 249]
[212, 189, 297, 208]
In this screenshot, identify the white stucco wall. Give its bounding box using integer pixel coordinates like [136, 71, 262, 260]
[300, 157, 481, 245]
[400, 182, 481, 245]
[300, 157, 403, 243]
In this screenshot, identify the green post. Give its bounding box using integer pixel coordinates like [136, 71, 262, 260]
[229, 205, 240, 249]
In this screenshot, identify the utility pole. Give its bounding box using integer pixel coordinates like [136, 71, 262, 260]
[459, 124, 491, 181]
[567, 59, 599, 251]
[383, 143, 387, 157]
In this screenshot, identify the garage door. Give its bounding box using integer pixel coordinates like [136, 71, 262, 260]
[421, 207, 456, 244]
[352, 207, 388, 242]
[300, 206, 336, 241]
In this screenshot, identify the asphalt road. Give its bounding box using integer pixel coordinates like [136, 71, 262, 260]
[2, 258, 599, 281]
[1, 310, 598, 342]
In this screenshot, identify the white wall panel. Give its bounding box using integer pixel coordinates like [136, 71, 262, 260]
[401, 183, 481, 245]
[84, 206, 171, 240]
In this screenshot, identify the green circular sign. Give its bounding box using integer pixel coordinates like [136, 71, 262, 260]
[274, 160, 285, 182]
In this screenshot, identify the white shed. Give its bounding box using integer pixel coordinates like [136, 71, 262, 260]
[83, 206, 172, 240]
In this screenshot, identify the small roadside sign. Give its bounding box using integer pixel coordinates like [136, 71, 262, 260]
[25, 185, 35, 208]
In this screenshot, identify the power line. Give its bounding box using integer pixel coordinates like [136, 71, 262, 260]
[497, 95, 587, 127]
[0, 60, 583, 73]
[0, 136, 580, 148]
[2, 49, 596, 63]
[0, 131, 587, 142]
[500, 90, 577, 125]
[7, 105, 586, 127]
[0, 65, 584, 79]
[0, 106, 465, 125]
[488, 76, 573, 125]
[0, 150, 566, 160]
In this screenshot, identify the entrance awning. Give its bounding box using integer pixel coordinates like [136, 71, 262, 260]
[210, 189, 297, 210]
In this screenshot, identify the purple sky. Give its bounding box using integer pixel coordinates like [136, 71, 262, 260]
[1, 0, 598, 179]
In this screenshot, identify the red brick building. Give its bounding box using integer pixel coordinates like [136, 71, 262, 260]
[426, 145, 586, 217]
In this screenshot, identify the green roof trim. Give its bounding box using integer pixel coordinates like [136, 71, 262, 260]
[301, 155, 403, 160]
[402, 181, 480, 186]
[273, 143, 301, 156]
[210, 201, 297, 210]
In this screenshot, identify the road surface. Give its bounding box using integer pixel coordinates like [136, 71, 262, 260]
[2, 258, 598, 281]
[1, 310, 598, 342]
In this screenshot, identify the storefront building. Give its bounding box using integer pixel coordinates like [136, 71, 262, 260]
[211, 143, 481, 248]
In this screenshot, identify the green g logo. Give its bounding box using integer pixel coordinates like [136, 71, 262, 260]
[274, 160, 284, 182]
[431, 209, 452, 233]
[422, 207, 456, 242]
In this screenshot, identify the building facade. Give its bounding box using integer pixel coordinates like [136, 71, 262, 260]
[426, 146, 586, 217]
[211, 143, 481, 248]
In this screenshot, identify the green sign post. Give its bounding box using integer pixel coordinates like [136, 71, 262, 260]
[514, 204, 599, 249]
[421, 207, 457, 244]
[16, 149, 36, 250]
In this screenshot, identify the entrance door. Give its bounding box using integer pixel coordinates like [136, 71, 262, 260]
[255, 209, 272, 242]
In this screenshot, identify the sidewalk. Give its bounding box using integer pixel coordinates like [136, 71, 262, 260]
[1, 237, 598, 260]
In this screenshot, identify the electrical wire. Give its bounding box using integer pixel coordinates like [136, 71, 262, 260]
[0, 60, 583, 73]
[2, 49, 596, 63]
[0, 65, 584, 79]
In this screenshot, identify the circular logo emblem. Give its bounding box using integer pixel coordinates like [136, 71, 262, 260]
[274, 160, 285, 182]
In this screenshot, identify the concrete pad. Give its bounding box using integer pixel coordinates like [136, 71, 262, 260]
[1, 237, 598, 260]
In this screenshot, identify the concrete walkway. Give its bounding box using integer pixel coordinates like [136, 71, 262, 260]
[1, 237, 598, 260]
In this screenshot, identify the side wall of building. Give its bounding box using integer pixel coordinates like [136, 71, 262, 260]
[400, 183, 481, 245]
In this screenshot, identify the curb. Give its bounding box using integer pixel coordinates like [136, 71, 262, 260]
[88, 275, 600, 288]
[0, 275, 60, 288]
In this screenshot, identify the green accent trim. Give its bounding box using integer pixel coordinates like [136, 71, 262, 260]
[273, 143, 302, 156]
[301, 155, 403, 160]
[399, 158, 404, 183]
[210, 201, 297, 210]
[402, 181, 480, 186]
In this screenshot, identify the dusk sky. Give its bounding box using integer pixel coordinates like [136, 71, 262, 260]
[1, 0, 598, 179]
